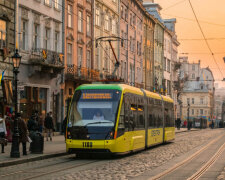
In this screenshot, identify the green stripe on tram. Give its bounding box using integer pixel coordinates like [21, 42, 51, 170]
[76, 84, 123, 91]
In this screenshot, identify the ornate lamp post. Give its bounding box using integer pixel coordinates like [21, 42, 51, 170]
[10, 49, 21, 158]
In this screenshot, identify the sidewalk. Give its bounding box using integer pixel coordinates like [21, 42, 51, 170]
[175, 127, 199, 133]
[0, 135, 66, 168]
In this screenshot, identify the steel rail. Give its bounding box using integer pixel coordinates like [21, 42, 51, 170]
[188, 141, 225, 180]
[148, 133, 225, 180]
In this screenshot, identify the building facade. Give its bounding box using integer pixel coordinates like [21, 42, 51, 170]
[17, 0, 64, 129]
[0, 0, 15, 117]
[93, 0, 120, 80]
[144, 2, 164, 92]
[143, 11, 155, 91]
[180, 58, 214, 125]
[64, 0, 93, 112]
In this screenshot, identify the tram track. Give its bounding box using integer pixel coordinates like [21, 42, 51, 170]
[148, 132, 225, 180]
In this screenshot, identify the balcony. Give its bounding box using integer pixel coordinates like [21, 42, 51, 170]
[29, 49, 64, 76]
[65, 65, 101, 82]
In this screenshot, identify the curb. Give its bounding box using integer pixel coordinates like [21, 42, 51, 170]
[0, 151, 68, 168]
[175, 129, 200, 134]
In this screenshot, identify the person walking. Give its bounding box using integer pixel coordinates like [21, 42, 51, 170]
[0, 118, 7, 153]
[17, 113, 28, 155]
[176, 118, 181, 130]
[27, 114, 38, 132]
[44, 113, 54, 141]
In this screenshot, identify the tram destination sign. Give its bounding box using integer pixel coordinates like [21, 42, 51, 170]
[82, 93, 112, 100]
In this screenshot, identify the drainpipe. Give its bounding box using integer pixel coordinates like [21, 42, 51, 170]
[60, 0, 65, 133]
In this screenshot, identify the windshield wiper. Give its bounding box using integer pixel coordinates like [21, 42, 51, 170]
[84, 121, 113, 127]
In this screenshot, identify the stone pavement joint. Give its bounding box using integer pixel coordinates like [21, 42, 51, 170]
[0, 135, 66, 168]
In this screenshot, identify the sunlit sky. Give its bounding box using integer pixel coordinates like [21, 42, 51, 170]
[146, 0, 225, 84]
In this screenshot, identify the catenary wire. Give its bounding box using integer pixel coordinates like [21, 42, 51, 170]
[188, 0, 224, 78]
[162, 0, 187, 11]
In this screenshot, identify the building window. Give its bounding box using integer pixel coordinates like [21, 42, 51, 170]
[104, 14, 109, 31]
[187, 98, 190, 104]
[44, 28, 50, 50]
[87, 50, 91, 69]
[86, 15, 91, 36]
[130, 13, 132, 26]
[78, 10, 83, 32]
[192, 109, 194, 115]
[78, 47, 83, 67]
[192, 73, 195, 79]
[200, 98, 204, 104]
[54, 31, 59, 52]
[167, 80, 171, 95]
[121, 6, 124, 19]
[200, 109, 203, 115]
[68, 5, 72, 28]
[67, 43, 72, 65]
[33, 24, 39, 50]
[192, 65, 195, 70]
[167, 59, 171, 72]
[21, 20, 28, 50]
[192, 98, 194, 104]
[44, 0, 51, 6]
[0, 19, 6, 48]
[54, 0, 58, 9]
[95, 8, 100, 26]
[112, 19, 116, 35]
[125, 8, 128, 21]
[164, 58, 166, 70]
[69, 88, 73, 96]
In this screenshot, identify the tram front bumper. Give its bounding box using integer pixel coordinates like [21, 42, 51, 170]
[66, 139, 116, 153]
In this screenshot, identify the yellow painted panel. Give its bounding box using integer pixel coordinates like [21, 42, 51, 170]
[164, 127, 175, 141]
[148, 128, 163, 146]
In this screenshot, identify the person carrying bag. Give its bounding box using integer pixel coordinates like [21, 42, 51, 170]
[0, 118, 7, 153]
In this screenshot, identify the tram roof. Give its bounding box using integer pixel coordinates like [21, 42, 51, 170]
[76, 84, 173, 103]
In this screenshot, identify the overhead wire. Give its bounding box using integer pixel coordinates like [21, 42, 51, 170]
[162, 0, 187, 11]
[188, 0, 224, 78]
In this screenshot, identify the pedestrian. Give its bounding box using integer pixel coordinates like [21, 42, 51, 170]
[44, 113, 54, 141]
[27, 114, 38, 132]
[184, 120, 187, 128]
[17, 113, 29, 155]
[0, 117, 7, 153]
[62, 116, 67, 140]
[176, 118, 181, 130]
[211, 120, 214, 129]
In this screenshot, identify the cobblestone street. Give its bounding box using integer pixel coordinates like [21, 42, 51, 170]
[1, 129, 224, 180]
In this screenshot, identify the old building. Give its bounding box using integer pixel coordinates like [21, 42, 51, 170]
[120, 0, 145, 88]
[64, 0, 93, 112]
[163, 18, 180, 118]
[93, 0, 120, 80]
[0, 0, 15, 116]
[17, 0, 64, 128]
[143, 8, 155, 91]
[144, 2, 164, 92]
[180, 58, 215, 126]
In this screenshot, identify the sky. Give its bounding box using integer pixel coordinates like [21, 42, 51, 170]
[151, 0, 225, 84]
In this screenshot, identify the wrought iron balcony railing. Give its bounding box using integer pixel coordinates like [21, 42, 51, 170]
[29, 48, 64, 69]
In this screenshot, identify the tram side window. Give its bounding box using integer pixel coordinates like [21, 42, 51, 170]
[165, 108, 170, 127]
[118, 102, 125, 129]
[130, 104, 137, 129]
[137, 105, 144, 129]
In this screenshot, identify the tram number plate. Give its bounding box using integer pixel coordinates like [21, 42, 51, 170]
[83, 142, 93, 148]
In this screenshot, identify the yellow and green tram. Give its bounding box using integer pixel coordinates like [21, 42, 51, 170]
[66, 84, 175, 155]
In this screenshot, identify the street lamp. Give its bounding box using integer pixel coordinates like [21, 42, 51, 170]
[10, 49, 21, 158]
[187, 103, 190, 130]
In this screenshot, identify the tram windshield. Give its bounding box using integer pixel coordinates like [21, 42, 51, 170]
[68, 89, 121, 128]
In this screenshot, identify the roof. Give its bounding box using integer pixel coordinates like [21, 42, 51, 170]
[76, 84, 173, 103]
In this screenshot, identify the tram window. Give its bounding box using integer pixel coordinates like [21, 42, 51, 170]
[118, 102, 125, 129]
[137, 105, 144, 128]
